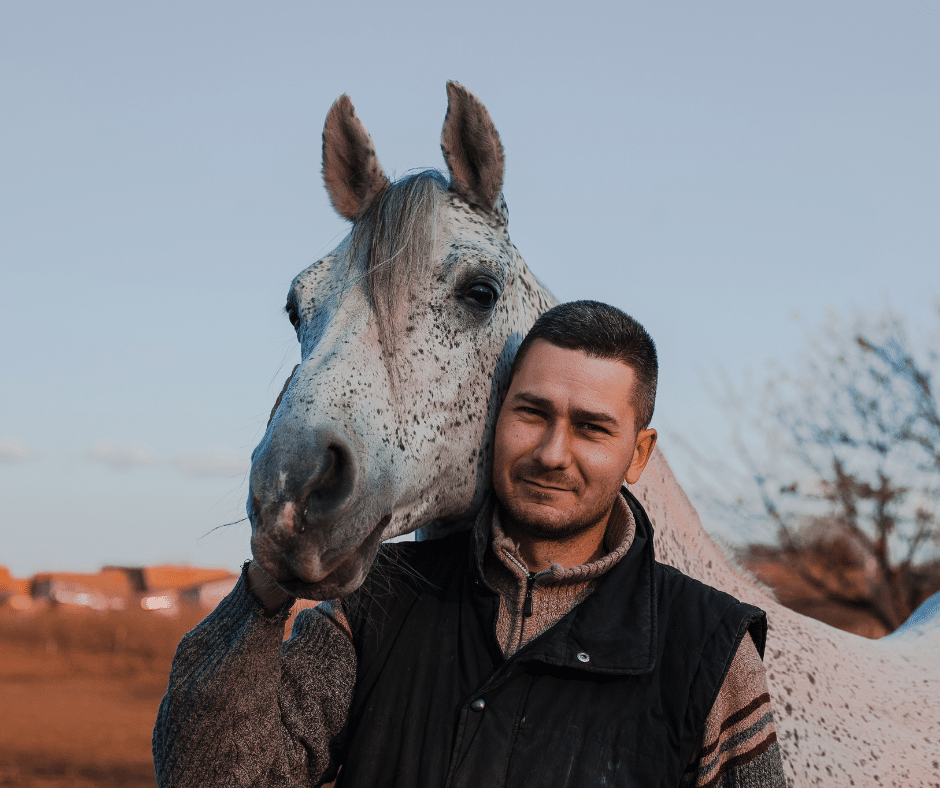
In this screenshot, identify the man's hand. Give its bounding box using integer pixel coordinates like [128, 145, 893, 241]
[247, 559, 292, 612]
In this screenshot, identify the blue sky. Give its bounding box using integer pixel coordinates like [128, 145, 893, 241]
[1, 1, 937, 575]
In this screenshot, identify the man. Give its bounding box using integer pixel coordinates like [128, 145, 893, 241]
[154, 301, 786, 787]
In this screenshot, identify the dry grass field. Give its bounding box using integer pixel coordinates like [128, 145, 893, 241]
[1, 559, 931, 787]
[0, 605, 203, 788]
[0, 597, 321, 788]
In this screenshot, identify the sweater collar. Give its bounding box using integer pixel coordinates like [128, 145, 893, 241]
[472, 487, 658, 675]
[489, 494, 637, 588]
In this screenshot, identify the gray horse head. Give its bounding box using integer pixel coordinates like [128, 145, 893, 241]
[248, 82, 555, 600]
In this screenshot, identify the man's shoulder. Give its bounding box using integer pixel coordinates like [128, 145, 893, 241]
[377, 528, 472, 560]
[652, 561, 768, 657]
[342, 530, 475, 644]
[367, 529, 473, 587]
[653, 560, 738, 605]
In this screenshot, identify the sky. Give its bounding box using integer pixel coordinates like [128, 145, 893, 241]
[1, 1, 937, 576]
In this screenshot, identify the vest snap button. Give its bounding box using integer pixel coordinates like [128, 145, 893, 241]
[470, 698, 486, 712]
[577, 652, 590, 663]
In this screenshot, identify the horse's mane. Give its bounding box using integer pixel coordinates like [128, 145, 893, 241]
[349, 170, 449, 350]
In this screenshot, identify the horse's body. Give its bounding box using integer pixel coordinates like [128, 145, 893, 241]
[248, 83, 940, 787]
[634, 453, 939, 787]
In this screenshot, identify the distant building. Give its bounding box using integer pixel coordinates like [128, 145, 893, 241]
[30, 568, 134, 611]
[0, 565, 33, 610]
[0, 563, 239, 616]
[137, 565, 238, 614]
[179, 576, 238, 610]
[142, 565, 235, 592]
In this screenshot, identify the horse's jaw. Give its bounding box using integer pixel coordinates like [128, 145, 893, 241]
[251, 508, 393, 600]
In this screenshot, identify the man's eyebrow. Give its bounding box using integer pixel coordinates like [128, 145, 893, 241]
[513, 392, 620, 426]
[570, 408, 619, 426]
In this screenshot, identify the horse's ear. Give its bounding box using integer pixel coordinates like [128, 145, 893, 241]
[322, 95, 390, 221]
[441, 81, 505, 214]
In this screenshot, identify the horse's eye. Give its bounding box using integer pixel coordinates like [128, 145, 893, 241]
[464, 283, 498, 309]
[285, 302, 301, 329]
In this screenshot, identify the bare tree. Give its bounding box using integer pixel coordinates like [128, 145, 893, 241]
[690, 305, 940, 633]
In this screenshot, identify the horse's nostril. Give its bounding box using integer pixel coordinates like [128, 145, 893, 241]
[250, 430, 357, 537]
[320, 446, 342, 490]
[298, 443, 355, 528]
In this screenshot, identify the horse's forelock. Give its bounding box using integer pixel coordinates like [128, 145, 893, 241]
[349, 170, 449, 352]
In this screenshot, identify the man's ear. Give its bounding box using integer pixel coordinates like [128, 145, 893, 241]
[625, 428, 657, 485]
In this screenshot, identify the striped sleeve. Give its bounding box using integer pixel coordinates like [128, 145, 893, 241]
[682, 634, 787, 788]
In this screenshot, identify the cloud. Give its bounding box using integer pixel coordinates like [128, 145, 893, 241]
[0, 437, 40, 463]
[173, 450, 249, 479]
[86, 442, 157, 471]
[80, 443, 249, 477]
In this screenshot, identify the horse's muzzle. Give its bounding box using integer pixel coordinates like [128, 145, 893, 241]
[251, 512, 391, 600]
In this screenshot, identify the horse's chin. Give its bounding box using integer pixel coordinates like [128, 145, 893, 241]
[258, 514, 390, 600]
[276, 550, 374, 600]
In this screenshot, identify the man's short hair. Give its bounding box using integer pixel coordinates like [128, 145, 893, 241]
[510, 300, 658, 431]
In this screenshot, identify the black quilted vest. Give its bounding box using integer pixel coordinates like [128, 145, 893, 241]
[336, 490, 766, 788]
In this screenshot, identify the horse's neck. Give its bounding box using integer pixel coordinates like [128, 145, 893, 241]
[629, 448, 773, 607]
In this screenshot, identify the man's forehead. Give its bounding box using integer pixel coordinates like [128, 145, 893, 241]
[510, 341, 637, 413]
[515, 340, 636, 383]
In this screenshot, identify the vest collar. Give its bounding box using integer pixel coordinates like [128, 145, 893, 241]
[472, 487, 658, 676]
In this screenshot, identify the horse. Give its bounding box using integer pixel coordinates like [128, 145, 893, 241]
[247, 82, 940, 787]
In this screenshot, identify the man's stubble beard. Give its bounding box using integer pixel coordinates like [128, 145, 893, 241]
[496, 473, 624, 543]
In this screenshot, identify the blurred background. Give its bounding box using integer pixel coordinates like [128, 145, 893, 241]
[1, 1, 937, 785]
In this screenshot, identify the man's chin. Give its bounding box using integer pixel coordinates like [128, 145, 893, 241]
[499, 498, 591, 541]
[498, 481, 629, 542]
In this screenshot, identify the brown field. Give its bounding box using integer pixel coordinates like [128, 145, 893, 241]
[0, 605, 203, 788]
[0, 558, 927, 787]
[0, 597, 321, 788]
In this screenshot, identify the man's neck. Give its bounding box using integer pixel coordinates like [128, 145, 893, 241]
[500, 512, 611, 573]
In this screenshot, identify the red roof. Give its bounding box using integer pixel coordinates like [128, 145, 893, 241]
[142, 565, 237, 591]
[32, 568, 135, 597]
[0, 566, 29, 596]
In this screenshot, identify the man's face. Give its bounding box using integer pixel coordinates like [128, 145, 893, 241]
[492, 340, 657, 540]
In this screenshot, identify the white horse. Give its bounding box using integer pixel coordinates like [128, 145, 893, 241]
[247, 82, 940, 787]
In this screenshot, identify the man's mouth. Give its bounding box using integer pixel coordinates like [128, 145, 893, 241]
[521, 478, 573, 493]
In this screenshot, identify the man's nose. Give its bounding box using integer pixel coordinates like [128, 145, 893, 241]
[531, 421, 572, 469]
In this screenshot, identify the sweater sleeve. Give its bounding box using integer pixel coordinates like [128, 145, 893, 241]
[681, 634, 787, 788]
[152, 567, 356, 788]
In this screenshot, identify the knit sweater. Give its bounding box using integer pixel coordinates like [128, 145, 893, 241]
[153, 495, 786, 787]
